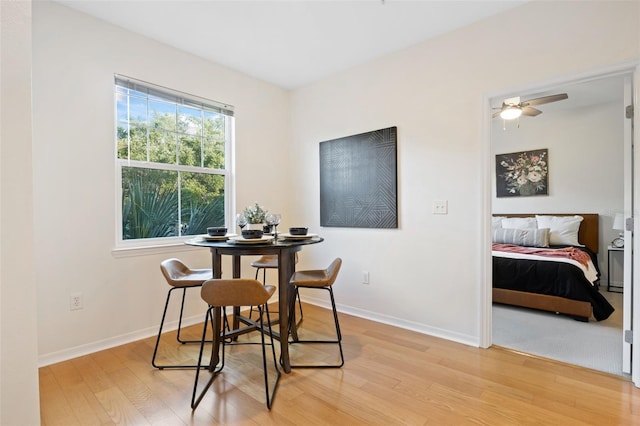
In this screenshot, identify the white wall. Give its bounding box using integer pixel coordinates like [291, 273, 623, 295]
[289, 1, 639, 343]
[29, 0, 640, 362]
[1, 0, 41, 423]
[32, 1, 292, 362]
[492, 99, 625, 280]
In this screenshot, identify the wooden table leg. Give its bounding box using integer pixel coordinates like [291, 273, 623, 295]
[211, 250, 222, 279]
[232, 254, 242, 334]
[210, 249, 222, 367]
[208, 306, 222, 372]
[278, 249, 296, 373]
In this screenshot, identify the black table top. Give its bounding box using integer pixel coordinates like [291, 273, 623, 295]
[185, 235, 324, 252]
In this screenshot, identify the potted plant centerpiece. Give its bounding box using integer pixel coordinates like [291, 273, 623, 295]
[243, 202, 268, 230]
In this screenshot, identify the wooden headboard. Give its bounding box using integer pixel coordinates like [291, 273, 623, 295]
[493, 213, 599, 254]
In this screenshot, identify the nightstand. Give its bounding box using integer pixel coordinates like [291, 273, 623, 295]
[607, 245, 624, 293]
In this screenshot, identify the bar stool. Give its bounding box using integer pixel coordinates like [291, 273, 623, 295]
[152, 258, 212, 370]
[191, 279, 281, 410]
[250, 253, 303, 319]
[287, 258, 344, 368]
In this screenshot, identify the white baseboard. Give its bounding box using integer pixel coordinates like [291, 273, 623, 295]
[38, 298, 478, 367]
[37, 314, 204, 367]
[301, 294, 479, 347]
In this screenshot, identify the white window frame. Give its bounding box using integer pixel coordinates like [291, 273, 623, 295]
[113, 75, 235, 252]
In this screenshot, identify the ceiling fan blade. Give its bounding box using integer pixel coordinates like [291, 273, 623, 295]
[522, 93, 568, 107]
[492, 110, 502, 118]
[521, 106, 542, 116]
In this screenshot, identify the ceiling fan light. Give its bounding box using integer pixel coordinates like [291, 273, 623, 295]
[500, 106, 522, 120]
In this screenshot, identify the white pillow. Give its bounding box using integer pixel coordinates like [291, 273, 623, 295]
[492, 228, 550, 247]
[501, 217, 537, 229]
[535, 215, 584, 246]
[492, 216, 506, 229]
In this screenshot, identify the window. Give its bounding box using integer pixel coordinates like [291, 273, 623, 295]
[114, 75, 234, 245]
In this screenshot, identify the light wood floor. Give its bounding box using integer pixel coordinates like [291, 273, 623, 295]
[40, 303, 640, 425]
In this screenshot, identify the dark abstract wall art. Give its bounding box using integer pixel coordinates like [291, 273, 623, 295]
[320, 127, 398, 228]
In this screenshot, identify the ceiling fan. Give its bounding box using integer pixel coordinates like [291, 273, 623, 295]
[493, 93, 569, 120]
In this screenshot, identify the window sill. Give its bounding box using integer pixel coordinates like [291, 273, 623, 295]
[111, 242, 200, 258]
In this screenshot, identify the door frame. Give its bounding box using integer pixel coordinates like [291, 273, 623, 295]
[622, 73, 633, 374]
[631, 65, 640, 385]
[480, 60, 640, 385]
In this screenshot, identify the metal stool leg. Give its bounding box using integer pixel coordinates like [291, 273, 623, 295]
[176, 287, 203, 344]
[191, 307, 224, 409]
[258, 304, 281, 409]
[192, 302, 280, 410]
[152, 286, 211, 369]
[288, 285, 344, 368]
[296, 288, 304, 321]
[248, 267, 266, 319]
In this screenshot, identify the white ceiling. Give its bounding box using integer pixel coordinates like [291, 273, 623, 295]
[55, 0, 528, 89]
[53, 0, 625, 110]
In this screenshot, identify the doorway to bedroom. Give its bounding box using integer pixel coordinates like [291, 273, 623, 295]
[488, 70, 634, 377]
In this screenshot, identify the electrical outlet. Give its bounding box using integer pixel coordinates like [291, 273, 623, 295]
[70, 293, 83, 311]
[432, 200, 448, 215]
[363, 271, 370, 285]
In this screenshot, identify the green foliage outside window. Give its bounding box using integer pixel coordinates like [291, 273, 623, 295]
[121, 167, 225, 239]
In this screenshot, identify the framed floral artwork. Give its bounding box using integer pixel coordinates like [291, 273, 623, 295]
[496, 149, 548, 197]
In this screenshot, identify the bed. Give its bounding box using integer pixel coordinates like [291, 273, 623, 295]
[492, 213, 614, 322]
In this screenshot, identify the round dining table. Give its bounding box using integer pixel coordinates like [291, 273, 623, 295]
[185, 234, 324, 373]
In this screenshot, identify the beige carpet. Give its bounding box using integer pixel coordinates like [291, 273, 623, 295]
[492, 290, 626, 376]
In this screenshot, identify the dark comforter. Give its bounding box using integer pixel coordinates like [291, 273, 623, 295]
[493, 246, 614, 321]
